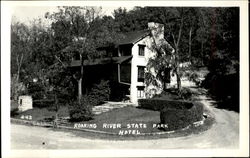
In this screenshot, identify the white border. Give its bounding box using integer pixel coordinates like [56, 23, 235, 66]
[1, 1, 249, 157]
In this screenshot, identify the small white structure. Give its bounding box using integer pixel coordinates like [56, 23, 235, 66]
[18, 95, 33, 112]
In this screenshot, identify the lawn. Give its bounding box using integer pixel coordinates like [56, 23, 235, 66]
[11, 87, 214, 138]
[11, 104, 69, 121]
[83, 106, 161, 134]
[12, 105, 162, 134]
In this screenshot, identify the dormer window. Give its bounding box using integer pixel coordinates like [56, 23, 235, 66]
[138, 44, 145, 56]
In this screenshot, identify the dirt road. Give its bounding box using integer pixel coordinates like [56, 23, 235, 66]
[11, 95, 239, 149]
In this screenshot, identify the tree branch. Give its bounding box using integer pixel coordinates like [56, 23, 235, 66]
[55, 55, 66, 68]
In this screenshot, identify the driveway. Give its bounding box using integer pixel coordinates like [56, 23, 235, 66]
[11, 95, 239, 149]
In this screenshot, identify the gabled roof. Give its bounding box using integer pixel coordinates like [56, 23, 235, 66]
[117, 30, 150, 45]
[70, 56, 132, 67]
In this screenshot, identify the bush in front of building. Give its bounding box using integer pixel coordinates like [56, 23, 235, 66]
[178, 87, 193, 100]
[138, 99, 204, 131]
[160, 102, 204, 131]
[88, 80, 111, 106]
[138, 99, 194, 111]
[69, 96, 93, 122]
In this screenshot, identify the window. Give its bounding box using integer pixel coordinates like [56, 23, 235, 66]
[138, 66, 145, 82]
[137, 86, 145, 98]
[138, 45, 145, 56]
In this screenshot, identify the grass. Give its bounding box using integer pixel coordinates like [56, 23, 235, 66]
[49, 112, 214, 140]
[11, 105, 69, 121]
[11, 86, 214, 139]
[11, 104, 214, 140]
[82, 106, 161, 133]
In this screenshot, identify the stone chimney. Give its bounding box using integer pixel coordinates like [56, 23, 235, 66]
[148, 22, 164, 40]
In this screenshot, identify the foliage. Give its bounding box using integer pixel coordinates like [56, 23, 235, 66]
[152, 87, 194, 101]
[186, 71, 201, 86]
[11, 108, 19, 117]
[69, 96, 93, 122]
[88, 80, 111, 106]
[11, 7, 239, 110]
[201, 69, 239, 112]
[27, 82, 46, 100]
[138, 98, 204, 131]
[112, 7, 239, 92]
[138, 99, 194, 111]
[178, 87, 193, 100]
[160, 102, 204, 131]
[11, 74, 27, 100]
[11, 100, 20, 117]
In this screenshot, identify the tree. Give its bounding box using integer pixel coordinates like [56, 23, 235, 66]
[11, 21, 32, 100]
[112, 7, 201, 91]
[45, 6, 102, 103]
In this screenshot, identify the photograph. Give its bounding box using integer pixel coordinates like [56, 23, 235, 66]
[1, 0, 249, 157]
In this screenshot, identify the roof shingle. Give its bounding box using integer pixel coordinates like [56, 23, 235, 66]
[117, 30, 150, 45]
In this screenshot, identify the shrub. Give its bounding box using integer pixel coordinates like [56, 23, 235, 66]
[27, 82, 45, 100]
[11, 100, 19, 117]
[178, 87, 193, 100]
[188, 72, 202, 86]
[138, 99, 193, 111]
[69, 96, 93, 122]
[160, 102, 204, 131]
[11, 108, 19, 117]
[33, 99, 55, 108]
[153, 89, 181, 100]
[138, 99, 204, 131]
[88, 80, 111, 106]
[202, 72, 239, 112]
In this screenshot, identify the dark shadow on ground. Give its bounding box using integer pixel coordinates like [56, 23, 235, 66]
[205, 93, 239, 113]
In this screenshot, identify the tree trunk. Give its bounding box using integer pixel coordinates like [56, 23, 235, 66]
[175, 54, 182, 92]
[78, 54, 84, 103]
[176, 68, 181, 91]
[54, 94, 59, 128]
[176, 13, 183, 92]
[171, 9, 184, 92]
[78, 78, 82, 103]
[201, 41, 204, 66]
[189, 27, 192, 63]
[14, 54, 23, 101]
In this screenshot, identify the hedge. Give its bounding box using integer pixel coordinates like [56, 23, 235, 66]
[33, 99, 55, 108]
[160, 102, 204, 131]
[138, 99, 193, 111]
[138, 99, 204, 131]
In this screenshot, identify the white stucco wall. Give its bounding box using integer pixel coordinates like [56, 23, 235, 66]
[18, 95, 33, 112]
[129, 22, 175, 104]
[130, 36, 163, 104]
